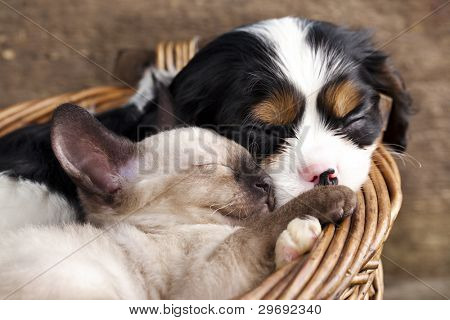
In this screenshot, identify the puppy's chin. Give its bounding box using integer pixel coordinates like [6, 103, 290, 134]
[262, 139, 376, 208]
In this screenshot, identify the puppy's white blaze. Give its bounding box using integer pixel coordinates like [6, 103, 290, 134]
[243, 17, 354, 97]
[0, 174, 77, 230]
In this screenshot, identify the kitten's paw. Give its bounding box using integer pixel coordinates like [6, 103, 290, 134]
[275, 217, 321, 269]
[308, 185, 357, 224]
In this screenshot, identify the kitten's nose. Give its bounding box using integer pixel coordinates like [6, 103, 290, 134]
[254, 176, 271, 194]
[253, 176, 275, 211]
[299, 164, 338, 185]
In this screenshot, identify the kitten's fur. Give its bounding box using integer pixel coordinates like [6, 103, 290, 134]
[0, 105, 356, 299]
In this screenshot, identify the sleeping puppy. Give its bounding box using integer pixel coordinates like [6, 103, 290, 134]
[0, 104, 356, 299]
[0, 17, 411, 229]
[164, 17, 412, 206]
[0, 68, 175, 229]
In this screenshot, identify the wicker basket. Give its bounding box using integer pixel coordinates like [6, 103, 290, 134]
[0, 39, 402, 300]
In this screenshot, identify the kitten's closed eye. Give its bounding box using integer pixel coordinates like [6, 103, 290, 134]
[195, 163, 236, 176]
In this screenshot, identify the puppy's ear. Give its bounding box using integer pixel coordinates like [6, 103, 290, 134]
[51, 104, 137, 200]
[136, 77, 177, 140]
[155, 81, 177, 129]
[362, 52, 413, 152]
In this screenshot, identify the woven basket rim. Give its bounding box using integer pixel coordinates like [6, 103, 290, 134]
[0, 38, 402, 300]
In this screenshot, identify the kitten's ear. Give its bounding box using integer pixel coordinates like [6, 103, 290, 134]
[362, 52, 413, 152]
[51, 104, 137, 199]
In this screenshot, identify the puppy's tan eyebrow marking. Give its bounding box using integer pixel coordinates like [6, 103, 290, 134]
[325, 80, 362, 117]
[251, 89, 301, 125]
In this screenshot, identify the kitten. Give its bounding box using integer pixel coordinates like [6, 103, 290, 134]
[0, 104, 355, 299]
[0, 68, 175, 229]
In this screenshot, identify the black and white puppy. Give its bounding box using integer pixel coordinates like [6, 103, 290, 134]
[0, 68, 174, 229]
[161, 17, 412, 206]
[0, 17, 411, 228]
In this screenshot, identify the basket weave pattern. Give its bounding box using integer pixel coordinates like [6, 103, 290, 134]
[0, 39, 402, 300]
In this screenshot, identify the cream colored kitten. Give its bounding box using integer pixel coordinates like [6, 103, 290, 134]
[0, 105, 355, 299]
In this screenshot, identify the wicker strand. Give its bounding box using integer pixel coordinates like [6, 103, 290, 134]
[315, 192, 366, 299]
[296, 217, 351, 299]
[278, 226, 335, 299]
[329, 179, 379, 298]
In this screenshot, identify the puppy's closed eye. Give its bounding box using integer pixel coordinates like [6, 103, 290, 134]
[324, 80, 362, 118]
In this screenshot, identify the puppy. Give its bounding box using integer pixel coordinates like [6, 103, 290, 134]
[0, 104, 356, 299]
[129, 18, 411, 264]
[0, 17, 411, 231]
[0, 68, 175, 229]
[165, 17, 412, 206]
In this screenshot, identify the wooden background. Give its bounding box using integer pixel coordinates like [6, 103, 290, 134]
[0, 0, 449, 299]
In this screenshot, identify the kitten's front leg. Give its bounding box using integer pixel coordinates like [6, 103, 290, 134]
[186, 185, 356, 299]
[250, 185, 356, 241]
[273, 185, 357, 268]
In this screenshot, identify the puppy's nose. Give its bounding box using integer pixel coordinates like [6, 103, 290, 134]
[318, 168, 338, 186]
[298, 164, 338, 185]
